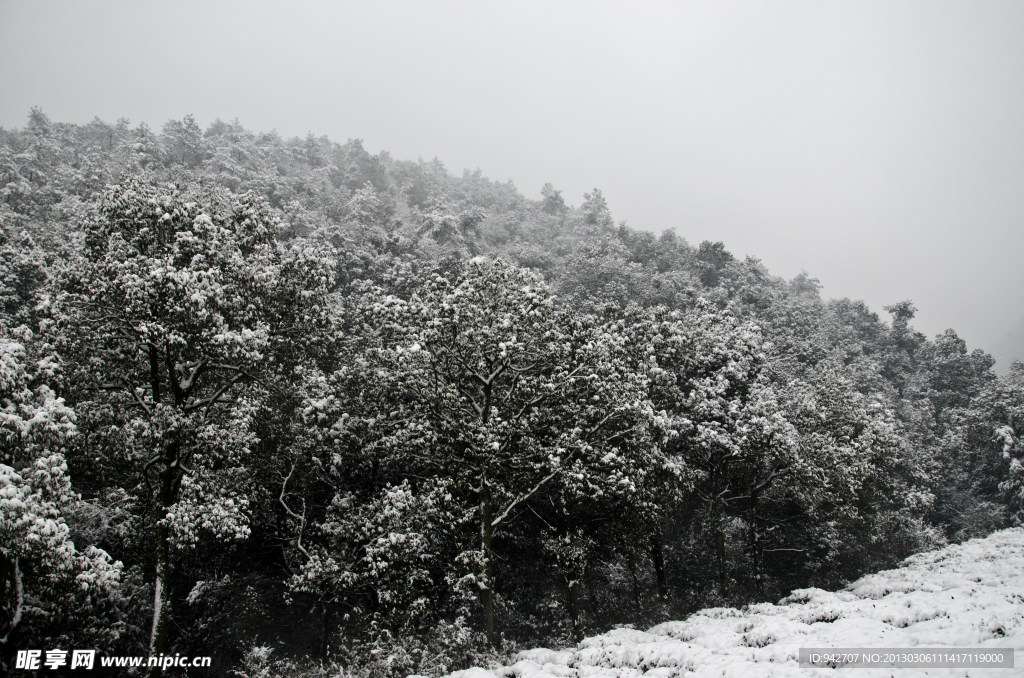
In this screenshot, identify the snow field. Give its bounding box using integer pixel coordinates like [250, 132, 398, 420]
[438, 528, 1024, 678]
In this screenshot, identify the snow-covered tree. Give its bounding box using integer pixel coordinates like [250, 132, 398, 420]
[993, 365, 1024, 524]
[3, 110, 1016, 671]
[319, 260, 655, 644]
[56, 177, 332, 659]
[776, 360, 917, 585]
[623, 302, 796, 598]
[952, 362, 1024, 526]
[0, 327, 121, 656]
[288, 478, 463, 638]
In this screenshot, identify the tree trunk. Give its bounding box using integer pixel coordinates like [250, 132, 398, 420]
[320, 604, 331, 658]
[650, 531, 668, 599]
[712, 458, 729, 600]
[585, 575, 605, 628]
[557, 511, 583, 638]
[148, 346, 171, 675]
[750, 493, 765, 600]
[567, 579, 581, 639]
[149, 452, 174, 674]
[0, 554, 23, 646]
[626, 553, 642, 621]
[479, 472, 496, 647]
[714, 520, 728, 600]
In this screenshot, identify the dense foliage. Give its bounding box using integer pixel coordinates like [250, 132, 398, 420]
[0, 109, 1020, 676]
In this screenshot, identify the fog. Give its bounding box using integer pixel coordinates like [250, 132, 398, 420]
[2, 0, 1022, 367]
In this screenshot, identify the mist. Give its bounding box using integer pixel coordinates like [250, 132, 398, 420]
[2, 0, 1022, 366]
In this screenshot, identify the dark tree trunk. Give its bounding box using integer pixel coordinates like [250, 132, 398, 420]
[556, 510, 584, 638]
[479, 472, 496, 647]
[567, 579, 581, 639]
[320, 605, 331, 658]
[714, 522, 728, 600]
[750, 492, 765, 600]
[626, 553, 642, 621]
[711, 460, 730, 600]
[0, 553, 24, 649]
[585, 575, 605, 628]
[651, 531, 668, 599]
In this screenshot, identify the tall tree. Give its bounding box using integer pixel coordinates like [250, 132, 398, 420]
[0, 325, 122, 661]
[57, 177, 332, 665]
[330, 260, 654, 645]
[644, 301, 793, 599]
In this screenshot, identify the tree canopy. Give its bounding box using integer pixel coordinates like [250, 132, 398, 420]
[0, 110, 1018, 677]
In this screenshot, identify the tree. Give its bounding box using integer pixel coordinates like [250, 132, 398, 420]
[633, 301, 795, 599]
[882, 301, 926, 398]
[776, 361, 909, 585]
[161, 115, 208, 169]
[324, 259, 654, 645]
[415, 195, 485, 257]
[913, 330, 995, 421]
[0, 326, 121, 660]
[57, 177, 332, 663]
[695, 241, 735, 288]
[0, 228, 50, 328]
[950, 362, 1024, 527]
[573, 189, 615, 235]
[540, 183, 566, 215]
[346, 183, 396, 233]
[992, 364, 1024, 524]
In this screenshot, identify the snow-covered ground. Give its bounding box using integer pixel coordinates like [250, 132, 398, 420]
[441, 528, 1024, 678]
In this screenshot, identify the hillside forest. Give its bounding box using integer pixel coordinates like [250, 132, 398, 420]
[1, 109, 1022, 676]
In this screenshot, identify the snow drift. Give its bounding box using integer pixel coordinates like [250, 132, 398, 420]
[440, 527, 1024, 677]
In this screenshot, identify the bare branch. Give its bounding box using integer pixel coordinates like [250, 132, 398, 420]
[491, 468, 561, 530]
[455, 384, 485, 418]
[183, 371, 246, 414]
[177, 358, 208, 395]
[472, 361, 508, 388]
[279, 460, 310, 560]
[583, 411, 617, 439]
[511, 394, 546, 423]
[121, 380, 153, 418]
[751, 464, 790, 495]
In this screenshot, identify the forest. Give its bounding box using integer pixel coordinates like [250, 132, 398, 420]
[1, 108, 1022, 677]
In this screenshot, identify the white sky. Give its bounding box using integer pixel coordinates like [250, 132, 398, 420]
[2, 0, 1022, 365]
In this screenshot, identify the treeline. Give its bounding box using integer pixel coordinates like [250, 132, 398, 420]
[1, 109, 1022, 677]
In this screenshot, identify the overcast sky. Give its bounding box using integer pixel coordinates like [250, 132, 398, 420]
[2, 0, 1022, 366]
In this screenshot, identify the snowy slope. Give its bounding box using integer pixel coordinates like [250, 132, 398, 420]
[441, 528, 1024, 678]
